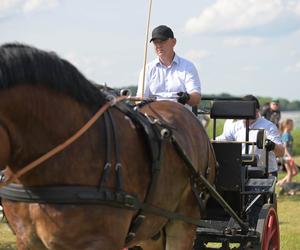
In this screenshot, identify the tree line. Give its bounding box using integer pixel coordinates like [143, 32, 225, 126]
[118, 86, 300, 111]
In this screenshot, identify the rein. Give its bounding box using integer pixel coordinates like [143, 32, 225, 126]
[0, 95, 138, 188]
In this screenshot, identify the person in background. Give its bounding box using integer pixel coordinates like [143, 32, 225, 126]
[217, 95, 284, 176]
[261, 98, 281, 128]
[277, 119, 298, 186]
[137, 25, 201, 107]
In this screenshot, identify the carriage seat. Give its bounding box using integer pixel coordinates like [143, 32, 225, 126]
[210, 100, 256, 120]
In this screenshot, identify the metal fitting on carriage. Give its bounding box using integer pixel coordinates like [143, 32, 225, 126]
[224, 227, 232, 235]
[115, 163, 122, 171]
[0, 171, 5, 183]
[124, 116, 136, 129]
[98, 162, 112, 188]
[144, 113, 160, 124]
[160, 128, 170, 138]
[120, 89, 132, 97]
[104, 162, 112, 170]
[124, 194, 138, 208]
[115, 163, 123, 191]
[106, 94, 117, 106]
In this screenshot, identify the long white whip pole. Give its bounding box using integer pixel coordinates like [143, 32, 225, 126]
[141, 0, 153, 98]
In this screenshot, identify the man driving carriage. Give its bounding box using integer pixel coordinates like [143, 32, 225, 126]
[217, 95, 285, 176]
[137, 25, 201, 107]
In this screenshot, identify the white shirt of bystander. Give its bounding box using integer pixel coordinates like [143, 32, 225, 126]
[217, 117, 283, 173]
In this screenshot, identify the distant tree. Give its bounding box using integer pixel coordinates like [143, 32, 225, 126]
[115, 88, 300, 110]
[287, 101, 300, 110]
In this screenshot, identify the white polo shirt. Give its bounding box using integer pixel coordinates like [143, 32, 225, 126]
[137, 54, 201, 100]
[217, 117, 283, 172]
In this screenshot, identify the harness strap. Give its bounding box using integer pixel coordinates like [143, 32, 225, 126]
[125, 137, 166, 243]
[0, 183, 228, 231]
[98, 113, 112, 189]
[113, 102, 166, 243]
[107, 110, 123, 191]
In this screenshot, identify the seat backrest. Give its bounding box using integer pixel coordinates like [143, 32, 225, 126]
[210, 100, 256, 119]
[212, 142, 243, 191]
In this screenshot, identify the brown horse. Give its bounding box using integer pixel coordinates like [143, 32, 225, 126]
[0, 43, 216, 250]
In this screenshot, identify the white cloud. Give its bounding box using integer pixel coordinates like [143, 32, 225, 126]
[185, 0, 291, 34]
[241, 65, 260, 72]
[185, 49, 211, 61]
[285, 61, 300, 72]
[223, 36, 266, 47]
[64, 52, 113, 80]
[289, 49, 298, 56]
[64, 52, 96, 76]
[0, 0, 21, 18]
[22, 0, 59, 13]
[0, 0, 59, 18]
[296, 4, 300, 16]
[287, 1, 300, 16]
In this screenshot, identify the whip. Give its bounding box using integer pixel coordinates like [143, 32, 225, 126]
[140, 0, 153, 98]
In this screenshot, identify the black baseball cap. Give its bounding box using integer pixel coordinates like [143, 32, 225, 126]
[150, 25, 174, 42]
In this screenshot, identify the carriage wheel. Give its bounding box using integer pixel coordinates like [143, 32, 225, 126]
[256, 204, 280, 250]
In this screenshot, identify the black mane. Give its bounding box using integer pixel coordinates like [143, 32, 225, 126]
[0, 43, 107, 107]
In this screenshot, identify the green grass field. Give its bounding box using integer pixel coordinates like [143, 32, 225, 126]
[277, 156, 300, 250]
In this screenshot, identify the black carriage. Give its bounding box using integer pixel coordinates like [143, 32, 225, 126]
[193, 98, 279, 250]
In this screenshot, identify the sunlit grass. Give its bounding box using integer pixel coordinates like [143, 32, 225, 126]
[0, 220, 16, 250]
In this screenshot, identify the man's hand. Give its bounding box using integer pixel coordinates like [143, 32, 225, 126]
[177, 92, 190, 105]
[265, 139, 276, 151]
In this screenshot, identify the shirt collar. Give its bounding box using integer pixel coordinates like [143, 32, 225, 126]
[155, 54, 179, 67]
[173, 54, 179, 64]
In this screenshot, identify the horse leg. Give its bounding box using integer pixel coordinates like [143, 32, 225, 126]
[165, 221, 196, 250]
[3, 201, 47, 250]
[15, 237, 47, 250]
[165, 185, 199, 250]
[135, 230, 165, 250]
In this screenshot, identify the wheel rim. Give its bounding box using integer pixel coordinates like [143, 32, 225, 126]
[262, 207, 279, 250]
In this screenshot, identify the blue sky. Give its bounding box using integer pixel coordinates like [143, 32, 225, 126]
[1, 0, 300, 101]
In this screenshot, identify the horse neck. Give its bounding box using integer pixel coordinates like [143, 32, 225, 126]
[0, 85, 105, 186]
